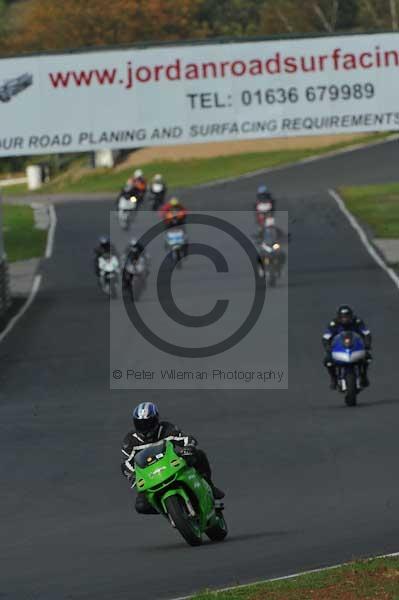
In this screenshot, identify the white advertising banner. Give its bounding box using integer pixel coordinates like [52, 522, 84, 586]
[1, 32, 399, 156]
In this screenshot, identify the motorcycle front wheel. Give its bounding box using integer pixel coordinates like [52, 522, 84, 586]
[109, 278, 117, 299]
[268, 270, 277, 287]
[119, 213, 129, 230]
[345, 371, 357, 407]
[169, 249, 182, 269]
[165, 495, 202, 547]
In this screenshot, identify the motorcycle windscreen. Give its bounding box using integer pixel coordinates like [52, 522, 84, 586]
[166, 230, 185, 245]
[134, 440, 167, 468]
[331, 331, 365, 352]
[257, 202, 272, 212]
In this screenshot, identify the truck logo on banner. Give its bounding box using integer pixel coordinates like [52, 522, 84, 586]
[0, 73, 33, 103]
[1, 32, 399, 156]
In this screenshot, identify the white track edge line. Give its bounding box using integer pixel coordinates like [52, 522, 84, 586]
[45, 204, 57, 259]
[0, 203, 56, 344]
[0, 274, 42, 344]
[169, 550, 399, 600]
[329, 189, 399, 291]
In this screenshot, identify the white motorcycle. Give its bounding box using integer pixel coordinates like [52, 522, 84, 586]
[98, 254, 120, 298]
[118, 193, 138, 230]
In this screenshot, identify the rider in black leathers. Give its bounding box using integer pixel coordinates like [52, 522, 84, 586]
[121, 402, 224, 514]
[322, 305, 372, 389]
[122, 238, 147, 291]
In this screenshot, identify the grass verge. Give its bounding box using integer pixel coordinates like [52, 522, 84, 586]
[192, 556, 399, 599]
[1, 133, 391, 197]
[2, 204, 47, 262]
[340, 182, 399, 238]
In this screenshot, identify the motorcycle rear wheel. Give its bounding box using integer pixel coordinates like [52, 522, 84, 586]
[165, 496, 202, 547]
[206, 512, 228, 542]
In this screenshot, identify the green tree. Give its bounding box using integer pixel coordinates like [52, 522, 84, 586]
[336, 0, 359, 29]
[197, 0, 268, 37]
[0, 0, 7, 34]
[357, 0, 399, 30]
[262, 0, 359, 34]
[0, 0, 203, 55]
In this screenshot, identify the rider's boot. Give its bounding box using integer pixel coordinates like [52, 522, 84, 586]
[326, 364, 337, 390]
[206, 478, 225, 500]
[324, 357, 337, 390]
[361, 368, 370, 387]
[362, 355, 372, 387]
[329, 375, 338, 390]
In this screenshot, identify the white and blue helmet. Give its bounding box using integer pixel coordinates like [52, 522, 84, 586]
[133, 402, 159, 437]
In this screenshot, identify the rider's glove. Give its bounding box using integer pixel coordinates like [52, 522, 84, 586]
[180, 447, 195, 457]
[127, 472, 136, 488]
[179, 446, 196, 467]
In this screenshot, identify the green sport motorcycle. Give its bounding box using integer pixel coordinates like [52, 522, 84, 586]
[134, 439, 227, 547]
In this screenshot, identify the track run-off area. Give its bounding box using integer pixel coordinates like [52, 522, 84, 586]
[1, 139, 399, 600]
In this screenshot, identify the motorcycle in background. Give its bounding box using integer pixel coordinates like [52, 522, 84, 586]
[117, 190, 138, 230]
[123, 254, 149, 300]
[257, 226, 286, 287]
[165, 228, 187, 268]
[256, 200, 274, 235]
[98, 254, 120, 298]
[150, 182, 166, 210]
[330, 331, 368, 406]
[131, 179, 147, 205]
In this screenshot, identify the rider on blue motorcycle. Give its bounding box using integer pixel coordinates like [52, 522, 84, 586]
[323, 305, 372, 389]
[121, 402, 225, 514]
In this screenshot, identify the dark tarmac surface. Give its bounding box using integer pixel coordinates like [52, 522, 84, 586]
[1, 139, 399, 600]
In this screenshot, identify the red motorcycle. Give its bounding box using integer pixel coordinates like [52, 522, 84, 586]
[256, 199, 274, 232]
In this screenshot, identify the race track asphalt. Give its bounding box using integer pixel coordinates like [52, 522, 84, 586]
[1, 138, 399, 600]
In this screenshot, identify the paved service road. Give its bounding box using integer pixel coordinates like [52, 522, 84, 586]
[1, 139, 399, 600]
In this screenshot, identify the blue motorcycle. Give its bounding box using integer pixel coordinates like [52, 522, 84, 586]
[165, 227, 187, 268]
[331, 331, 367, 406]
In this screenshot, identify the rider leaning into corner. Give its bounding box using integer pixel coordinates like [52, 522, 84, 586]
[322, 305, 372, 389]
[121, 403, 224, 514]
